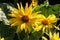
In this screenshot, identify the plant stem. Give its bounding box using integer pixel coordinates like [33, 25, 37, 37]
[14, 0, 18, 7]
[26, 29, 29, 40]
[17, 33, 21, 40]
[26, 33, 29, 40]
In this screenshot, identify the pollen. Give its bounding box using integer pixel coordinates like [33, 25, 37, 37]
[21, 15, 29, 23]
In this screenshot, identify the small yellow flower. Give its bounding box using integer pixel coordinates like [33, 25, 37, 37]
[34, 14, 60, 32]
[0, 37, 4, 40]
[42, 32, 60, 40]
[32, 0, 38, 6]
[8, 3, 41, 33]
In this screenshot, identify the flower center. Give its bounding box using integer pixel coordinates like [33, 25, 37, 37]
[42, 19, 49, 25]
[21, 16, 29, 23]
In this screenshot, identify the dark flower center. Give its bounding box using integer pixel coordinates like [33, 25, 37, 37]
[21, 16, 29, 23]
[42, 19, 49, 25]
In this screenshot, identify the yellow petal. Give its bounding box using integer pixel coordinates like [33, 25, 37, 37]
[20, 2, 25, 15]
[13, 8, 19, 14]
[56, 32, 59, 38]
[53, 32, 57, 38]
[30, 14, 45, 19]
[8, 18, 17, 24]
[49, 32, 52, 38]
[48, 14, 57, 23]
[25, 3, 29, 15]
[10, 12, 21, 18]
[8, 13, 16, 17]
[43, 26, 45, 32]
[11, 21, 18, 26]
[58, 38, 60, 40]
[17, 3, 24, 16]
[25, 26, 30, 33]
[21, 23, 26, 30]
[17, 3, 20, 10]
[42, 36, 48, 40]
[28, 3, 33, 15]
[33, 24, 42, 31]
[16, 25, 21, 33]
[53, 25, 60, 30]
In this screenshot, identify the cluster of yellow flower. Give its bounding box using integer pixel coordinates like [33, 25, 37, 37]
[8, 1, 60, 40]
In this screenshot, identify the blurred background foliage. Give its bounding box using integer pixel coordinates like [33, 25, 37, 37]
[0, 0, 60, 40]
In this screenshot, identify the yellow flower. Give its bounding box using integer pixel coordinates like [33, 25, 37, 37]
[32, 0, 38, 6]
[33, 24, 43, 32]
[8, 3, 41, 33]
[42, 32, 60, 40]
[0, 37, 4, 40]
[34, 14, 60, 32]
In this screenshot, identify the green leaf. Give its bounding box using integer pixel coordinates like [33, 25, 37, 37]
[51, 4, 60, 14]
[29, 31, 42, 40]
[0, 21, 15, 38]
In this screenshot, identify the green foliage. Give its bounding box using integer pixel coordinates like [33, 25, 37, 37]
[33, 4, 60, 17]
[29, 31, 42, 40]
[0, 22, 15, 40]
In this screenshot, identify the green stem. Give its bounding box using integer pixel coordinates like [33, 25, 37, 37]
[26, 29, 30, 40]
[14, 0, 18, 7]
[27, 33, 29, 40]
[17, 33, 21, 40]
[26, 32, 29, 40]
